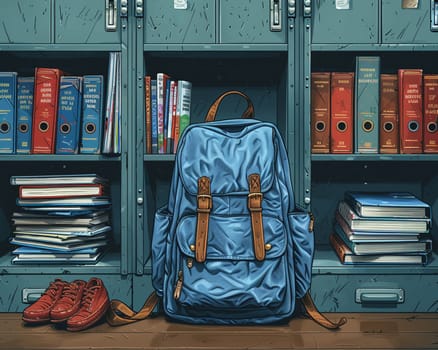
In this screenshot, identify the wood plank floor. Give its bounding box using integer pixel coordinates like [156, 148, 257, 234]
[0, 313, 437, 349]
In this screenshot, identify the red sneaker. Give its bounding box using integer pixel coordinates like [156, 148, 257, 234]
[22, 279, 67, 324]
[66, 277, 110, 331]
[50, 280, 87, 323]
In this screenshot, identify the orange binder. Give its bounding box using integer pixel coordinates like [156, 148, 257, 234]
[311, 72, 331, 153]
[330, 72, 354, 153]
[379, 74, 399, 154]
[31, 68, 63, 154]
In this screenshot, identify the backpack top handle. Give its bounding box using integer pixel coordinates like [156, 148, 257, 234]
[205, 90, 255, 122]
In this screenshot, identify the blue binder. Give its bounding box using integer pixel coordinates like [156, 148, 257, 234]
[16, 77, 34, 154]
[80, 75, 104, 154]
[0, 72, 18, 153]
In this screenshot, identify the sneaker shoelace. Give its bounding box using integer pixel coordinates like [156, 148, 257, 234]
[58, 282, 82, 306]
[75, 285, 99, 316]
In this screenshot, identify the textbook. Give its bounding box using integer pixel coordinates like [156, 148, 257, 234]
[330, 233, 430, 265]
[344, 191, 431, 218]
[16, 196, 111, 207]
[337, 200, 430, 233]
[18, 183, 108, 199]
[10, 173, 109, 186]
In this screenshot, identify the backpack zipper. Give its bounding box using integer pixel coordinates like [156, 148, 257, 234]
[308, 212, 314, 232]
[173, 270, 184, 300]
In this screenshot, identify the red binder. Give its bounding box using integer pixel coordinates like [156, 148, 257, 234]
[330, 72, 354, 153]
[31, 68, 63, 154]
[398, 69, 423, 154]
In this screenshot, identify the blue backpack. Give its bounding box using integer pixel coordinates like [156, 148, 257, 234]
[107, 91, 346, 329]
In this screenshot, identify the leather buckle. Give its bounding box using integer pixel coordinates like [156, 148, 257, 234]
[248, 192, 263, 211]
[197, 194, 212, 212]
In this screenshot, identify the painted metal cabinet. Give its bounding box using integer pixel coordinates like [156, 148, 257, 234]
[144, 0, 287, 44]
[0, 0, 51, 44]
[311, 0, 378, 44]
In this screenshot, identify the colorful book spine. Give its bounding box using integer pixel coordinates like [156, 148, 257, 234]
[330, 72, 354, 153]
[311, 72, 331, 153]
[80, 75, 104, 154]
[354, 56, 380, 153]
[398, 69, 423, 154]
[423, 74, 438, 153]
[55, 76, 83, 154]
[151, 80, 158, 154]
[166, 80, 177, 154]
[0, 72, 18, 154]
[156, 73, 170, 154]
[174, 80, 192, 153]
[379, 74, 399, 154]
[145, 75, 152, 154]
[16, 77, 34, 154]
[31, 68, 63, 154]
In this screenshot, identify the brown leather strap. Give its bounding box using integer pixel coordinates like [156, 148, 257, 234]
[205, 90, 255, 122]
[195, 176, 212, 263]
[247, 174, 265, 261]
[106, 291, 159, 326]
[300, 291, 347, 329]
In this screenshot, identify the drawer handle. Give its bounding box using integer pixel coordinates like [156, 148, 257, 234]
[355, 288, 404, 304]
[22, 288, 45, 304]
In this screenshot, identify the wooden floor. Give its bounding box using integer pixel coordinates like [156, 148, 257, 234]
[0, 313, 437, 349]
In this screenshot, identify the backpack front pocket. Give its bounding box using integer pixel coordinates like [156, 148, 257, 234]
[172, 214, 289, 312]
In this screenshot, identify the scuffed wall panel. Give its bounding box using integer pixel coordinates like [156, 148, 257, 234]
[55, 0, 120, 44]
[382, 0, 437, 43]
[312, 0, 378, 44]
[0, 0, 51, 44]
[219, 0, 286, 44]
[145, 0, 215, 44]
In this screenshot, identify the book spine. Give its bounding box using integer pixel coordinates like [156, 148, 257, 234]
[379, 74, 399, 154]
[80, 75, 104, 154]
[330, 72, 354, 153]
[157, 73, 170, 154]
[0, 72, 18, 154]
[166, 80, 177, 154]
[31, 68, 62, 154]
[145, 75, 152, 154]
[354, 56, 380, 153]
[103, 52, 117, 154]
[423, 74, 438, 153]
[311, 72, 331, 153]
[174, 80, 192, 153]
[16, 77, 34, 154]
[151, 80, 158, 154]
[398, 69, 423, 154]
[55, 76, 83, 154]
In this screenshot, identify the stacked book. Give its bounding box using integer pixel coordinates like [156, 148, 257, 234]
[330, 191, 433, 265]
[8, 174, 112, 264]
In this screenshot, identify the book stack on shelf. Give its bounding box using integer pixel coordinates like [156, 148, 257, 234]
[311, 55, 438, 154]
[0, 51, 120, 156]
[8, 174, 112, 264]
[144, 73, 192, 154]
[330, 191, 433, 265]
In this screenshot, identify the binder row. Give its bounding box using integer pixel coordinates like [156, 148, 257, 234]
[0, 52, 121, 155]
[311, 56, 438, 154]
[145, 73, 192, 154]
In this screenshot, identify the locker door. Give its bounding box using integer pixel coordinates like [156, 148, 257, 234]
[0, 0, 51, 44]
[311, 0, 378, 44]
[144, 0, 215, 44]
[54, 0, 121, 44]
[219, 0, 287, 44]
[382, 0, 438, 44]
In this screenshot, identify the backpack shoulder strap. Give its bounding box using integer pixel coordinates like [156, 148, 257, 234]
[106, 291, 159, 326]
[300, 291, 347, 329]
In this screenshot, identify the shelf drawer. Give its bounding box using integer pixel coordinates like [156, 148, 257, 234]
[311, 274, 438, 312]
[54, 0, 121, 44]
[382, 0, 438, 44]
[0, 0, 51, 44]
[311, 0, 378, 44]
[0, 274, 132, 312]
